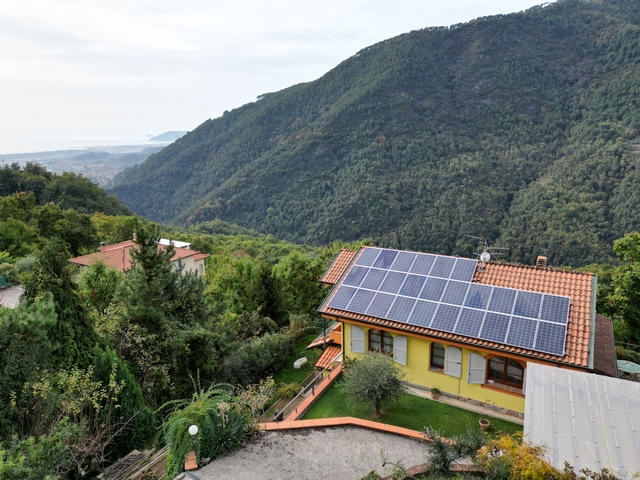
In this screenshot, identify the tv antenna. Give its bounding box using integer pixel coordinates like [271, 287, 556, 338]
[465, 236, 509, 268]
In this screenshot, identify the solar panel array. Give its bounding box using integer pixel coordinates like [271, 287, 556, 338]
[327, 247, 570, 356]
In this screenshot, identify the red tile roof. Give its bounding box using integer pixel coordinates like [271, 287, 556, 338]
[314, 345, 342, 369]
[320, 249, 357, 285]
[319, 248, 597, 369]
[69, 240, 209, 272]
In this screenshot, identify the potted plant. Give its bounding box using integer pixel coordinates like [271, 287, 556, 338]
[479, 418, 490, 431]
[430, 387, 441, 399]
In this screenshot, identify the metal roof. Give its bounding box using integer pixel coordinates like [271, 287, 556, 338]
[524, 363, 640, 478]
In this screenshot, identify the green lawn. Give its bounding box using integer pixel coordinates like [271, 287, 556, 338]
[273, 332, 319, 386]
[303, 378, 522, 438]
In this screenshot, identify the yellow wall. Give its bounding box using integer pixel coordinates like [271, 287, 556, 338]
[342, 320, 525, 414]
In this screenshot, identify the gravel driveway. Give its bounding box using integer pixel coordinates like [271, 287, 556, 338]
[195, 426, 428, 480]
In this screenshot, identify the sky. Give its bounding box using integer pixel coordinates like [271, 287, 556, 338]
[1, 0, 551, 153]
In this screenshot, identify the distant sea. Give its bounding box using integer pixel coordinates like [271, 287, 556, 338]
[0, 137, 165, 155]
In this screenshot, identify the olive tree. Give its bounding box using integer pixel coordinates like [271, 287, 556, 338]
[343, 352, 407, 418]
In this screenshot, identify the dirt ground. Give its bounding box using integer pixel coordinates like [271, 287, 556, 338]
[196, 426, 429, 480]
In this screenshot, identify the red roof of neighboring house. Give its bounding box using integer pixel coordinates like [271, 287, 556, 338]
[319, 248, 601, 370]
[315, 345, 342, 369]
[69, 240, 209, 272]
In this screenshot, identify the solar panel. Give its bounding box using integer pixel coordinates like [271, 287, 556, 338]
[488, 287, 517, 314]
[361, 268, 387, 290]
[534, 322, 566, 356]
[513, 291, 542, 319]
[387, 296, 417, 322]
[366, 292, 395, 318]
[379, 271, 407, 294]
[464, 284, 492, 310]
[450, 258, 479, 282]
[355, 247, 380, 266]
[328, 285, 357, 310]
[343, 266, 368, 287]
[441, 280, 469, 306]
[347, 289, 375, 314]
[408, 300, 438, 328]
[480, 312, 511, 342]
[326, 247, 571, 357]
[506, 317, 537, 349]
[399, 274, 426, 298]
[373, 249, 398, 269]
[391, 251, 417, 272]
[540, 295, 570, 325]
[430, 256, 456, 279]
[431, 304, 461, 331]
[454, 308, 485, 337]
[410, 254, 435, 275]
[420, 277, 447, 301]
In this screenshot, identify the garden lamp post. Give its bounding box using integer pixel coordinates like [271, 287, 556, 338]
[188, 424, 198, 449]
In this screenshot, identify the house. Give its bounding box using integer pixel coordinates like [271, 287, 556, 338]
[69, 237, 209, 276]
[524, 363, 640, 478]
[317, 246, 618, 416]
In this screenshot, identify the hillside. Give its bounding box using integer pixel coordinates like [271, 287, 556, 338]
[110, 0, 640, 267]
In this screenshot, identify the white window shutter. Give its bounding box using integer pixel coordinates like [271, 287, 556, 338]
[393, 335, 407, 366]
[350, 325, 365, 353]
[522, 367, 527, 394]
[467, 352, 486, 384]
[444, 346, 462, 378]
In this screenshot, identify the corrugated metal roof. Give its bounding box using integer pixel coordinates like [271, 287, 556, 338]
[524, 363, 640, 478]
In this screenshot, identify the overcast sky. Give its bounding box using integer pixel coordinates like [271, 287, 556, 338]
[1, 0, 550, 153]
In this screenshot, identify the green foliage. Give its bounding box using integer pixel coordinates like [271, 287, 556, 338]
[221, 332, 294, 386]
[343, 352, 407, 418]
[90, 346, 155, 462]
[274, 383, 300, 399]
[598, 232, 640, 342]
[21, 238, 96, 368]
[76, 261, 124, 314]
[111, 0, 640, 267]
[161, 384, 243, 478]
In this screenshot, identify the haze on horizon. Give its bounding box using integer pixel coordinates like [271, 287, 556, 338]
[1, 0, 552, 153]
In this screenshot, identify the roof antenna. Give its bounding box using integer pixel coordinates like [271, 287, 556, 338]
[465, 236, 509, 271]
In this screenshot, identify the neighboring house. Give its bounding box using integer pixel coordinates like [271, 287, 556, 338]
[69, 237, 209, 276]
[317, 247, 618, 416]
[524, 363, 640, 478]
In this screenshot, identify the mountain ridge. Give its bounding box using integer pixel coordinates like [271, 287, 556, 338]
[110, 0, 640, 267]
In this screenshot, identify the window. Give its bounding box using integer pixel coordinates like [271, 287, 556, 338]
[369, 329, 393, 355]
[487, 356, 524, 388]
[430, 342, 445, 369]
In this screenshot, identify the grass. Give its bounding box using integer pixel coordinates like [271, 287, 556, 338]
[273, 331, 319, 387]
[302, 377, 522, 438]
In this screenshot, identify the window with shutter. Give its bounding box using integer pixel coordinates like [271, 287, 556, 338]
[393, 335, 407, 366]
[468, 352, 486, 384]
[350, 325, 365, 353]
[444, 346, 462, 378]
[430, 342, 445, 369]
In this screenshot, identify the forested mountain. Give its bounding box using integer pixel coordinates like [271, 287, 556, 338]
[111, 0, 640, 267]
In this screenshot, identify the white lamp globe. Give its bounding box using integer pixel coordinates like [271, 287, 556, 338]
[188, 424, 198, 436]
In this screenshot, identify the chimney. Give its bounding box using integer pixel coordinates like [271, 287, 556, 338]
[536, 256, 547, 268]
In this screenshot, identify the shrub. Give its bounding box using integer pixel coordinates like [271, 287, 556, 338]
[221, 332, 293, 386]
[275, 383, 300, 399]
